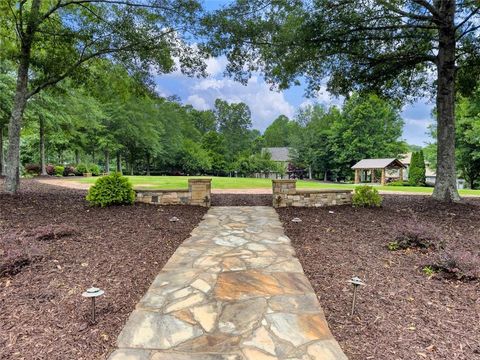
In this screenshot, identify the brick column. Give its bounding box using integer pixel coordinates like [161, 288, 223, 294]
[188, 179, 212, 207]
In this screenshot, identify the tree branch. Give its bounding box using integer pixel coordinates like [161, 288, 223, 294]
[376, 0, 435, 22]
[455, 6, 480, 29]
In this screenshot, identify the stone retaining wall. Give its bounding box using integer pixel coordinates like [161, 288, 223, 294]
[272, 179, 352, 208]
[136, 179, 211, 207]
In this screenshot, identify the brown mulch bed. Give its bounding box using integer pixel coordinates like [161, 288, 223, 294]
[0, 179, 206, 360]
[278, 195, 480, 360]
[211, 193, 272, 206]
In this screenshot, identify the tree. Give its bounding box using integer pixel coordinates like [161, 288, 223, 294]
[263, 115, 298, 147]
[330, 94, 407, 178]
[214, 99, 253, 162]
[454, 91, 480, 189]
[205, 0, 480, 201]
[409, 151, 426, 186]
[1, 0, 207, 193]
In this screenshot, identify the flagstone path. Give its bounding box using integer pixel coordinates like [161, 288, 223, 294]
[109, 206, 347, 360]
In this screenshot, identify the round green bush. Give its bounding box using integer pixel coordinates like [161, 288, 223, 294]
[54, 165, 65, 177]
[352, 185, 383, 207]
[86, 173, 135, 207]
[89, 163, 100, 176]
[75, 163, 88, 175]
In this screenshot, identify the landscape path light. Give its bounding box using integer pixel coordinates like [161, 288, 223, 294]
[82, 287, 104, 323]
[348, 276, 366, 316]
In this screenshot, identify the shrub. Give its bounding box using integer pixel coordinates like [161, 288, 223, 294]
[54, 165, 65, 177]
[387, 180, 412, 187]
[89, 163, 100, 176]
[46, 164, 55, 176]
[76, 163, 88, 175]
[25, 163, 41, 176]
[352, 185, 383, 207]
[390, 223, 440, 251]
[430, 250, 480, 281]
[86, 172, 135, 207]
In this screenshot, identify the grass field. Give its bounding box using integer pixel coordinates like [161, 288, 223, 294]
[76, 175, 480, 196]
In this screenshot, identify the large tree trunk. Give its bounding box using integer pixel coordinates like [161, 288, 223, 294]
[0, 125, 4, 177]
[39, 114, 47, 175]
[432, 2, 460, 202]
[5, 58, 30, 193]
[4, 0, 40, 193]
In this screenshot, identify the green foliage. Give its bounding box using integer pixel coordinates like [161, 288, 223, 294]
[235, 152, 283, 177]
[352, 186, 383, 207]
[292, 95, 406, 180]
[387, 180, 413, 187]
[263, 115, 300, 147]
[409, 151, 426, 186]
[180, 140, 212, 175]
[76, 163, 89, 175]
[387, 242, 399, 251]
[422, 266, 437, 277]
[86, 173, 135, 207]
[88, 164, 100, 176]
[54, 166, 65, 177]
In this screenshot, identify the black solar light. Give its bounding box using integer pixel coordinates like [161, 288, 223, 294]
[348, 276, 366, 316]
[82, 287, 104, 322]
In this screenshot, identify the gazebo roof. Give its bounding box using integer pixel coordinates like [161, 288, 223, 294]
[351, 158, 406, 169]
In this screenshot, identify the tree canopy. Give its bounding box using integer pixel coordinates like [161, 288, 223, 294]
[205, 0, 480, 201]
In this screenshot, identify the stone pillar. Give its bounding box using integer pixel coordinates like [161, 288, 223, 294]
[188, 179, 212, 207]
[354, 169, 360, 184]
[381, 168, 386, 185]
[371, 168, 375, 183]
[399, 168, 404, 181]
[272, 179, 297, 194]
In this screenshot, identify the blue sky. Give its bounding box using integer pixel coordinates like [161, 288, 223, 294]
[154, 0, 435, 146]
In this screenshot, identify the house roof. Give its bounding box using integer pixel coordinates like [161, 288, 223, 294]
[399, 153, 412, 165]
[262, 147, 291, 162]
[351, 158, 406, 169]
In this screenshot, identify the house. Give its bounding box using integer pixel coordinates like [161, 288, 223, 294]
[259, 147, 309, 179]
[399, 152, 465, 189]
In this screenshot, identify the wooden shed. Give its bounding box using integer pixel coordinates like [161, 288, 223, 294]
[352, 158, 406, 185]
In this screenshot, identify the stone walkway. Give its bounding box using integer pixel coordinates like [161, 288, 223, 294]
[109, 206, 347, 360]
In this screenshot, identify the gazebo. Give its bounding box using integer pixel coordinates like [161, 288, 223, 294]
[351, 158, 406, 185]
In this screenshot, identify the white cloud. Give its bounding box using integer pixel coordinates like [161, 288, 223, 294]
[186, 94, 209, 110]
[170, 65, 295, 130]
[404, 117, 433, 130]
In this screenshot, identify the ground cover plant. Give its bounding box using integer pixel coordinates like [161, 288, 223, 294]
[0, 179, 206, 359]
[278, 195, 480, 360]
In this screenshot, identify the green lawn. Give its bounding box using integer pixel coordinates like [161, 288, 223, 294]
[75, 175, 480, 196]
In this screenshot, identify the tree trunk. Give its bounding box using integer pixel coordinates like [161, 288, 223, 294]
[5, 58, 30, 193]
[0, 125, 4, 176]
[432, 2, 460, 202]
[105, 150, 110, 173]
[116, 152, 122, 174]
[75, 149, 80, 164]
[4, 0, 40, 194]
[146, 152, 151, 176]
[39, 114, 47, 175]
